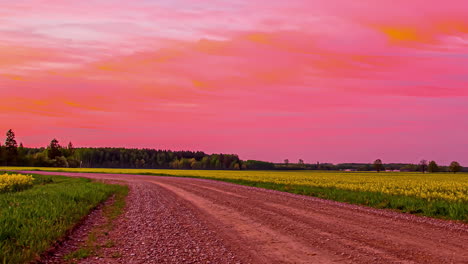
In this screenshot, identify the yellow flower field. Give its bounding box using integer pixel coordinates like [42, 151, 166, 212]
[0, 173, 34, 193]
[3, 167, 468, 202]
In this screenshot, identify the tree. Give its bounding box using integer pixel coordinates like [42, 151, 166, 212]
[214, 159, 221, 169]
[298, 159, 304, 165]
[373, 159, 383, 172]
[5, 129, 18, 165]
[191, 160, 202, 169]
[200, 156, 210, 169]
[17, 142, 26, 165]
[401, 164, 418, 172]
[428, 161, 439, 173]
[66, 157, 81, 168]
[0, 143, 5, 165]
[419, 160, 428, 173]
[47, 138, 62, 160]
[244, 160, 275, 170]
[449, 161, 462, 174]
[54, 156, 69, 167]
[229, 160, 238, 170]
[284, 159, 289, 166]
[139, 159, 146, 168]
[64, 142, 75, 157]
[170, 158, 180, 169]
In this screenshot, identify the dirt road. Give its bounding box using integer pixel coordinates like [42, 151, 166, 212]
[22, 171, 468, 264]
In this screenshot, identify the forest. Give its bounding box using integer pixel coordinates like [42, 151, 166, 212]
[0, 129, 272, 170]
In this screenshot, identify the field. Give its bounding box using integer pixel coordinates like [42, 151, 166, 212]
[4, 167, 468, 221]
[0, 172, 127, 264]
[3, 168, 467, 263]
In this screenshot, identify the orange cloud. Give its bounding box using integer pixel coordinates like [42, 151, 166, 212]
[2, 74, 26, 81]
[380, 26, 423, 42]
[375, 18, 468, 47]
[246, 33, 272, 45]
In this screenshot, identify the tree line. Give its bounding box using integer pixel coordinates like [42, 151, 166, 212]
[0, 129, 253, 169]
[372, 159, 463, 173]
[275, 159, 464, 173]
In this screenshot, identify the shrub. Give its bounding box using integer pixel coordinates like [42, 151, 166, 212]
[0, 174, 34, 193]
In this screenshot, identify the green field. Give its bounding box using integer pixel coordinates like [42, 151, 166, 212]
[0, 172, 127, 264]
[3, 167, 468, 222]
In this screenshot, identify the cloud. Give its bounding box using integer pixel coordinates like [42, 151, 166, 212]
[1, 0, 468, 163]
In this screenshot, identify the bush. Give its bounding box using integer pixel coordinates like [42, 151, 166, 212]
[0, 174, 34, 193]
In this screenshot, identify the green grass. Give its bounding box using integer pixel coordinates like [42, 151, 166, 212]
[0, 174, 127, 264]
[63, 248, 92, 261]
[210, 178, 468, 221]
[64, 185, 128, 262]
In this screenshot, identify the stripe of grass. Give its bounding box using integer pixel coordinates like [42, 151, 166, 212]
[203, 178, 467, 222]
[64, 185, 128, 261]
[0, 175, 126, 264]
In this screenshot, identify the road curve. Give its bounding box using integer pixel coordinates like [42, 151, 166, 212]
[21, 171, 468, 264]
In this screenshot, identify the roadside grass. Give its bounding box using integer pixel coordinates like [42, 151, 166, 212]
[2, 167, 468, 221]
[64, 185, 128, 262]
[0, 173, 127, 264]
[208, 178, 468, 221]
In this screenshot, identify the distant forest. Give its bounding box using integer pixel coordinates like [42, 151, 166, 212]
[0, 129, 465, 171]
[0, 129, 264, 169]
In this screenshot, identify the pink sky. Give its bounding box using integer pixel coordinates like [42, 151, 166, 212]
[1, 0, 468, 165]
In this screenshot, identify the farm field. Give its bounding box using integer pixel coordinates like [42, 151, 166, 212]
[4, 167, 468, 221]
[0, 172, 127, 264]
[7, 169, 468, 264]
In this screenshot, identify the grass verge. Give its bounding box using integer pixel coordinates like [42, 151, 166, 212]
[0, 174, 127, 264]
[207, 178, 468, 222]
[64, 186, 128, 262]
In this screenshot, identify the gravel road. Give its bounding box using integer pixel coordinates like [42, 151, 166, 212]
[22, 171, 468, 264]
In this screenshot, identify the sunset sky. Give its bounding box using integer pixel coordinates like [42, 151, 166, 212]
[1, 0, 468, 164]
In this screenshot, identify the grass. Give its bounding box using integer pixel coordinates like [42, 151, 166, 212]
[3, 167, 468, 221]
[212, 178, 468, 221]
[64, 185, 128, 262]
[63, 248, 92, 261]
[0, 173, 127, 264]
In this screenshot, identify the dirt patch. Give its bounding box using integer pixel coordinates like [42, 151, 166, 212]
[37, 196, 116, 263]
